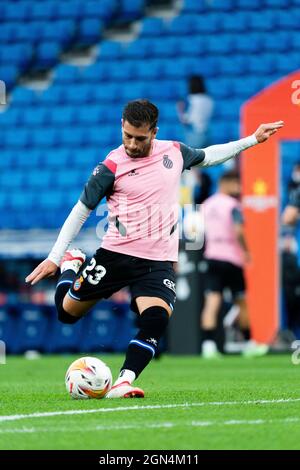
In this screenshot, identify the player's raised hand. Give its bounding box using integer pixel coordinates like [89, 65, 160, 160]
[25, 259, 58, 285]
[254, 121, 284, 143]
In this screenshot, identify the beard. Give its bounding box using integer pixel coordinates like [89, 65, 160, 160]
[124, 142, 152, 158]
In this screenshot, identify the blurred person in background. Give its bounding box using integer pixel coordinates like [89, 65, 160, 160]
[177, 75, 214, 149]
[177, 75, 214, 204]
[288, 162, 300, 199]
[200, 171, 269, 359]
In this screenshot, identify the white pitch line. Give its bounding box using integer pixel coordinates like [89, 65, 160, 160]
[1, 416, 300, 435]
[0, 397, 300, 424]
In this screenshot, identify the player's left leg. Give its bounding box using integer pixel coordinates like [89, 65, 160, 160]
[106, 296, 171, 399]
[55, 249, 98, 324]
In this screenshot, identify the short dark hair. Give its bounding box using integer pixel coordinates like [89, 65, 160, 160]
[189, 75, 206, 94]
[219, 171, 240, 183]
[122, 99, 159, 130]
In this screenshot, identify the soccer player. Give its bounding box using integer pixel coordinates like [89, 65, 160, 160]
[282, 186, 300, 226]
[200, 171, 268, 359]
[26, 100, 283, 398]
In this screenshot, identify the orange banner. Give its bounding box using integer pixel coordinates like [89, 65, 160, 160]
[242, 71, 300, 343]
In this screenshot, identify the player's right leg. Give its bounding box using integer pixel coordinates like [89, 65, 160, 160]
[55, 249, 98, 323]
[201, 291, 223, 358]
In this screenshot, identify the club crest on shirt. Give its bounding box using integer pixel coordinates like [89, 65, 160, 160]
[93, 165, 102, 176]
[73, 276, 83, 291]
[163, 155, 173, 169]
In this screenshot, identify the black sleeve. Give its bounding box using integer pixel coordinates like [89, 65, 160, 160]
[289, 188, 300, 209]
[231, 207, 244, 224]
[179, 142, 206, 171]
[80, 163, 115, 210]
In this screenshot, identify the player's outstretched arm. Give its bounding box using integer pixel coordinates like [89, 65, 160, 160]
[200, 120, 284, 167]
[179, 121, 284, 170]
[25, 200, 91, 285]
[25, 258, 58, 286]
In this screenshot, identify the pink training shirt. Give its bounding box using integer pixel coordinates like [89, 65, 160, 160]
[101, 140, 184, 261]
[202, 193, 244, 267]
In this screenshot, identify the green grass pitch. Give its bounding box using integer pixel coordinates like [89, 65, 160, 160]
[0, 354, 299, 450]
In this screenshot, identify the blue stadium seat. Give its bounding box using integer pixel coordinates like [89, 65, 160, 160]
[35, 41, 63, 68]
[118, 0, 145, 22]
[99, 40, 124, 60]
[120, 82, 148, 102]
[45, 307, 83, 353]
[0, 169, 23, 188]
[15, 149, 41, 168]
[49, 106, 76, 125]
[86, 126, 115, 146]
[64, 84, 93, 103]
[12, 87, 39, 106]
[182, 0, 207, 13]
[59, 127, 86, 147]
[23, 107, 49, 126]
[10, 190, 35, 210]
[291, 31, 300, 50]
[207, 78, 233, 99]
[0, 108, 22, 127]
[209, 0, 235, 11]
[56, 0, 82, 19]
[0, 65, 18, 89]
[135, 59, 164, 80]
[235, 34, 262, 52]
[82, 62, 107, 82]
[177, 36, 207, 57]
[42, 149, 70, 168]
[232, 77, 264, 99]
[91, 84, 119, 103]
[38, 191, 64, 209]
[207, 35, 234, 54]
[12, 304, 50, 354]
[124, 38, 151, 59]
[151, 37, 179, 57]
[106, 60, 135, 81]
[249, 11, 277, 31]
[79, 303, 118, 352]
[31, 1, 58, 20]
[3, 128, 30, 148]
[111, 304, 136, 352]
[31, 128, 58, 147]
[277, 9, 300, 29]
[264, 0, 290, 7]
[275, 52, 300, 74]
[14, 21, 44, 43]
[248, 54, 276, 74]
[0, 306, 18, 354]
[263, 31, 291, 51]
[218, 55, 248, 76]
[2, 2, 31, 22]
[78, 19, 103, 45]
[55, 64, 81, 83]
[78, 106, 104, 125]
[26, 170, 53, 188]
[221, 12, 250, 32]
[193, 14, 221, 33]
[140, 17, 166, 37]
[42, 20, 76, 44]
[168, 15, 197, 36]
[236, 0, 262, 9]
[0, 44, 33, 69]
